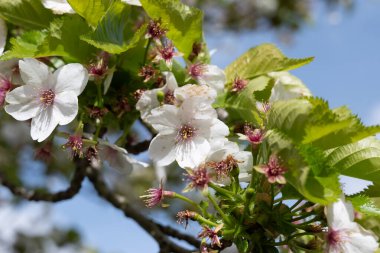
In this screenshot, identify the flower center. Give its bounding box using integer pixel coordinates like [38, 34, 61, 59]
[177, 124, 196, 142]
[189, 63, 205, 78]
[40, 89, 55, 106]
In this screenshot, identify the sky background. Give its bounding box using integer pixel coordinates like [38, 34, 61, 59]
[1, 0, 380, 252]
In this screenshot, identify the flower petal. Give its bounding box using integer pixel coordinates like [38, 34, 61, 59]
[199, 65, 226, 92]
[176, 137, 210, 168]
[121, 0, 142, 6]
[19, 58, 51, 88]
[4, 86, 40, 121]
[30, 107, 59, 142]
[5, 85, 38, 104]
[42, 0, 75, 14]
[149, 134, 177, 166]
[0, 19, 7, 55]
[146, 105, 179, 134]
[326, 197, 355, 228]
[53, 63, 89, 95]
[53, 91, 78, 125]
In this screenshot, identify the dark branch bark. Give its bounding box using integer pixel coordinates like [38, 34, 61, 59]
[0, 162, 86, 202]
[125, 140, 150, 154]
[86, 167, 197, 253]
[156, 223, 200, 248]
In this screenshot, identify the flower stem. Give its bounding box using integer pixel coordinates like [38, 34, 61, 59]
[208, 182, 234, 198]
[207, 193, 230, 224]
[173, 193, 201, 212]
[194, 213, 219, 227]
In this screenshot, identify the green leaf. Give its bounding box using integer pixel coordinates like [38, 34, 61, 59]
[0, 0, 54, 29]
[267, 99, 313, 142]
[67, 0, 111, 27]
[253, 77, 275, 102]
[348, 195, 380, 217]
[223, 76, 270, 125]
[140, 0, 203, 57]
[0, 30, 47, 60]
[81, 2, 144, 54]
[2, 16, 96, 62]
[326, 137, 380, 184]
[225, 44, 313, 83]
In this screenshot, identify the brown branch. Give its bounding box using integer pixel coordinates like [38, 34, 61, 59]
[0, 161, 86, 202]
[86, 167, 197, 253]
[125, 140, 151, 154]
[156, 223, 201, 248]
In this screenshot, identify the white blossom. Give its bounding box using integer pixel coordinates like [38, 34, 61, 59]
[97, 141, 149, 173]
[268, 71, 311, 102]
[206, 140, 253, 176]
[189, 63, 226, 93]
[42, 0, 75, 14]
[147, 97, 229, 168]
[174, 83, 217, 105]
[136, 72, 178, 120]
[325, 196, 379, 253]
[0, 18, 7, 55]
[4, 58, 88, 142]
[121, 0, 142, 6]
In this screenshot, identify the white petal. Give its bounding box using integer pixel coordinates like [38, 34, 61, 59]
[146, 105, 179, 134]
[136, 89, 161, 120]
[235, 151, 253, 173]
[209, 118, 230, 138]
[42, 0, 75, 14]
[179, 97, 217, 122]
[19, 59, 51, 88]
[346, 230, 379, 253]
[30, 107, 59, 142]
[53, 91, 78, 125]
[0, 19, 7, 55]
[121, 0, 142, 6]
[326, 197, 354, 228]
[198, 65, 226, 92]
[4, 101, 40, 121]
[5, 85, 38, 104]
[53, 63, 88, 95]
[148, 134, 177, 166]
[163, 72, 178, 91]
[174, 84, 216, 104]
[176, 137, 210, 168]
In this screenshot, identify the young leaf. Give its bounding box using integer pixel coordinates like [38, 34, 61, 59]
[81, 2, 144, 54]
[225, 44, 313, 82]
[0, 0, 54, 29]
[140, 0, 203, 57]
[67, 0, 111, 27]
[326, 137, 380, 184]
[348, 195, 380, 217]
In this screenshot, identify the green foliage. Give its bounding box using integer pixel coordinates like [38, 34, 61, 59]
[0, 0, 54, 29]
[349, 195, 380, 217]
[140, 0, 203, 57]
[224, 44, 313, 83]
[81, 2, 144, 54]
[2, 16, 96, 62]
[326, 137, 380, 184]
[67, 0, 111, 27]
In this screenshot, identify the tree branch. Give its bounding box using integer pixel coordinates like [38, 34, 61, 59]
[86, 167, 197, 253]
[0, 161, 86, 202]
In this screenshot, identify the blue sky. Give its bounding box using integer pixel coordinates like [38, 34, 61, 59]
[4, 1, 380, 252]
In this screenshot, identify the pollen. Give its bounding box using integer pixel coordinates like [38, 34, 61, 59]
[177, 124, 196, 142]
[40, 89, 55, 106]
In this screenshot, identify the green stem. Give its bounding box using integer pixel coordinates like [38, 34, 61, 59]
[208, 182, 234, 198]
[173, 193, 201, 212]
[142, 38, 152, 66]
[194, 214, 218, 227]
[207, 193, 230, 223]
[291, 212, 315, 222]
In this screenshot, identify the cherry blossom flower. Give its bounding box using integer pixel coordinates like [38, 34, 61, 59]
[63, 135, 83, 158]
[4, 58, 88, 142]
[237, 125, 265, 145]
[42, 0, 75, 14]
[176, 210, 196, 229]
[0, 18, 7, 55]
[140, 182, 174, 208]
[136, 72, 178, 120]
[147, 98, 229, 168]
[268, 71, 312, 102]
[325, 197, 378, 253]
[231, 76, 248, 92]
[174, 84, 217, 105]
[183, 166, 210, 192]
[198, 224, 224, 247]
[206, 141, 253, 179]
[154, 42, 182, 68]
[97, 140, 149, 173]
[188, 63, 226, 93]
[145, 19, 167, 41]
[255, 155, 287, 184]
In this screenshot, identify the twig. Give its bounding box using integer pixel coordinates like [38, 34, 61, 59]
[86, 167, 196, 253]
[0, 161, 86, 202]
